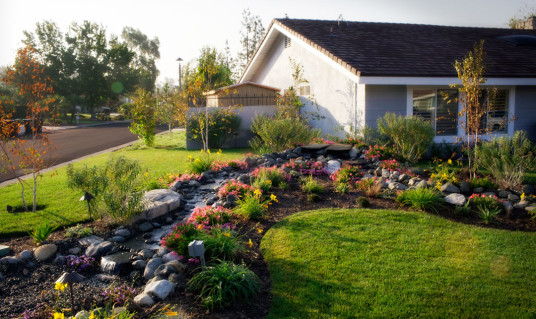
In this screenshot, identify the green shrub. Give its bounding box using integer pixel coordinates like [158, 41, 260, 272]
[200, 228, 244, 261]
[188, 261, 260, 310]
[300, 175, 324, 194]
[249, 114, 321, 153]
[187, 109, 241, 148]
[235, 192, 268, 220]
[251, 166, 290, 188]
[355, 178, 383, 198]
[335, 183, 350, 194]
[475, 131, 536, 189]
[188, 150, 220, 174]
[468, 176, 497, 190]
[477, 205, 501, 224]
[377, 112, 435, 163]
[66, 163, 108, 219]
[396, 188, 444, 213]
[356, 196, 371, 208]
[65, 224, 94, 238]
[429, 159, 462, 190]
[454, 202, 472, 216]
[307, 193, 321, 202]
[468, 194, 503, 213]
[29, 221, 57, 244]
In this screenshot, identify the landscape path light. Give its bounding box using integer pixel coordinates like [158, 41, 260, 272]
[56, 271, 85, 311]
[80, 191, 95, 219]
[188, 240, 206, 268]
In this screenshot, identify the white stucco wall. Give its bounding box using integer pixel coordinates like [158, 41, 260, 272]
[249, 34, 361, 137]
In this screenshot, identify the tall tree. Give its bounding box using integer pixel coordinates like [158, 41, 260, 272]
[508, 4, 536, 29]
[121, 27, 160, 91]
[236, 9, 265, 76]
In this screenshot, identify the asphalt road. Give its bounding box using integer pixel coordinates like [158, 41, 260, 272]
[0, 122, 164, 184]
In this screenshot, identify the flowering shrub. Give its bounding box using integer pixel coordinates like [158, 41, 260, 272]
[235, 190, 278, 220]
[430, 159, 461, 190]
[363, 144, 395, 161]
[379, 159, 400, 171]
[186, 206, 233, 229]
[311, 137, 336, 144]
[63, 255, 96, 273]
[102, 284, 138, 306]
[161, 223, 204, 256]
[212, 159, 248, 171]
[283, 159, 328, 176]
[218, 180, 257, 199]
[335, 136, 367, 148]
[162, 173, 202, 187]
[188, 149, 223, 174]
[250, 166, 290, 187]
[468, 193, 504, 212]
[330, 165, 363, 186]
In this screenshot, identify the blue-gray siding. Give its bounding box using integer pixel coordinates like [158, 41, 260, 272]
[515, 86, 536, 139]
[365, 85, 407, 128]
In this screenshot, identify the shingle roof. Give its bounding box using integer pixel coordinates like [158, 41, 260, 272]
[274, 19, 536, 78]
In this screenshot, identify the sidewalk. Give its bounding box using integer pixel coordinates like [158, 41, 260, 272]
[44, 120, 132, 131]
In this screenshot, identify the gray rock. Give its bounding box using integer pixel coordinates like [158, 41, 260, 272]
[144, 258, 163, 280]
[374, 167, 382, 177]
[152, 222, 161, 228]
[237, 174, 249, 184]
[390, 171, 400, 181]
[388, 182, 407, 190]
[53, 256, 66, 265]
[515, 200, 531, 209]
[525, 205, 536, 213]
[138, 222, 153, 232]
[503, 201, 514, 215]
[440, 182, 460, 193]
[189, 180, 200, 188]
[498, 190, 512, 198]
[459, 182, 471, 194]
[444, 193, 466, 206]
[154, 264, 177, 277]
[166, 260, 186, 273]
[508, 194, 520, 201]
[74, 310, 91, 319]
[473, 187, 484, 193]
[85, 241, 114, 258]
[349, 147, 359, 159]
[78, 235, 104, 247]
[111, 236, 125, 243]
[381, 169, 390, 178]
[523, 184, 535, 195]
[0, 245, 10, 257]
[408, 178, 418, 186]
[34, 244, 57, 261]
[132, 260, 147, 270]
[68, 247, 81, 255]
[398, 174, 409, 182]
[326, 160, 341, 175]
[144, 279, 175, 300]
[415, 180, 428, 189]
[134, 292, 155, 307]
[140, 249, 154, 259]
[94, 273, 118, 283]
[101, 252, 131, 275]
[156, 247, 169, 257]
[205, 196, 217, 206]
[1, 256, 23, 266]
[168, 272, 185, 285]
[162, 252, 179, 263]
[114, 229, 131, 238]
[226, 194, 238, 205]
[483, 192, 497, 197]
[19, 250, 33, 261]
[165, 217, 174, 224]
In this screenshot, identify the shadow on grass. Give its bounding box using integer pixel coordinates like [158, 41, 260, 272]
[8, 204, 47, 213]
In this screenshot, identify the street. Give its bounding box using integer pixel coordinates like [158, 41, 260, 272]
[0, 122, 164, 183]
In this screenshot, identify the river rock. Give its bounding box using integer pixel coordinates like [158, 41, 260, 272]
[515, 200, 530, 209]
[111, 236, 125, 243]
[0, 245, 10, 257]
[114, 229, 131, 238]
[19, 250, 33, 261]
[132, 260, 146, 270]
[162, 252, 179, 263]
[156, 247, 169, 257]
[440, 182, 460, 193]
[459, 182, 471, 194]
[388, 182, 407, 190]
[140, 249, 154, 259]
[144, 258, 163, 280]
[134, 292, 155, 307]
[85, 241, 114, 258]
[78, 235, 104, 247]
[144, 279, 175, 300]
[349, 147, 359, 159]
[138, 222, 153, 232]
[166, 260, 186, 273]
[416, 180, 428, 189]
[1, 256, 24, 266]
[101, 252, 131, 275]
[34, 244, 57, 261]
[154, 264, 177, 277]
[523, 184, 535, 195]
[508, 194, 520, 201]
[498, 190, 511, 198]
[445, 193, 466, 206]
[74, 310, 91, 319]
[473, 187, 484, 193]
[68, 247, 81, 255]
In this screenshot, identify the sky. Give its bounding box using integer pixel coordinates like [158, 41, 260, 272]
[1, 0, 535, 86]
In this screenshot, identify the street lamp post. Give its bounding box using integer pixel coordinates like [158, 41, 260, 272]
[176, 57, 183, 89]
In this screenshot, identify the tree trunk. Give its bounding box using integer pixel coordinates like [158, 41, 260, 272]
[32, 173, 37, 212]
[19, 178, 28, 212]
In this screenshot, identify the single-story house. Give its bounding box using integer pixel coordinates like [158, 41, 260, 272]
[205, 82, 279, 107]
[239, 18, 536, 142]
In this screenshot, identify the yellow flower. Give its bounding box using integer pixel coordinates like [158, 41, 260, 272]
[55, 282, 67, 292]
[521, 192, 526, 200]
[222, 232, 230, 237]
[248, 238, 253, 248]
[89, 312, 96, 319]
[270, 194, 278, 202]
[166, 310, 179, 316]
[254, 189, 262, 197]
[53, 313, 64, 319]
[256, 227, 263, 234]
[447, 159, 453, 165]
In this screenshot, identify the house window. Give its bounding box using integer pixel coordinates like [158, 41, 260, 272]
[481, 89, 509, 133]
[413, 89, 458, 136]
[299, 85, 310, 96]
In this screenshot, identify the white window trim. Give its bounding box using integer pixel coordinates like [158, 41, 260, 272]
[407, 86, 515, 143]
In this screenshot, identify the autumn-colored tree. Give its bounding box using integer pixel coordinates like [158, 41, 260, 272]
[1, 45, 56, 212]
[129, 88, 156, 147]
[156, 84, 189, 134]
[450, 40, 487, 178]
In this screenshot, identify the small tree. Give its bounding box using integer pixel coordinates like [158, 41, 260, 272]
[1, 45, 56, 212]
[450, 40, 487, 178]
[129, 88, 156, 147]
[276, 58, 308, 119]
[156, 84, 188, 134]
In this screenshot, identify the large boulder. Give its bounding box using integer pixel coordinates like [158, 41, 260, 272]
[440, 182, 460, 193]
[326, 160, 341, 175]
[144, 279, 175, 300]
[34, 244, 57, 261]
[100, 252, 131, 275]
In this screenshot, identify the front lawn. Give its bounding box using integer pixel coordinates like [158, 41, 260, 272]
[0, 131, 249, 237]
[261, 208, 536, 318]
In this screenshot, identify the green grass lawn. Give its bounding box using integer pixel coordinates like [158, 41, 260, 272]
[0, 131, 249, 237]
[261, 208, 536, 318]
